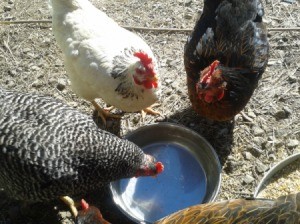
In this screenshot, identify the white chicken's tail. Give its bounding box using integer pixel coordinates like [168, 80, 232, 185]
[49, 0, 90, 13]
[48, 0, 53, 15]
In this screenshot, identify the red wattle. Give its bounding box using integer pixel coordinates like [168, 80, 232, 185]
[144, 81, 153, 89]
[217, 89, 225, 101]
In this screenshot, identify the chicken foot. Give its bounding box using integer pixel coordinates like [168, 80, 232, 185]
[92, 101, 160, 122]
[104, 105, 160, 120]
[104, 105, 115, 111]
[91, 100, 121, 126]
[141, 103, 161, 120]
[60, 196, 78, 217]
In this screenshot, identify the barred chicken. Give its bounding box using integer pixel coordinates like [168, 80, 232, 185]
[185, 0, 269, 121]
[0, 87, 163, 216]
[49, 0, 161, 125]
[155, 193, 300, 224]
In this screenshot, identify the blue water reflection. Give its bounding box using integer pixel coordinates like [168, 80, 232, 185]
[119, 143, 207, 223]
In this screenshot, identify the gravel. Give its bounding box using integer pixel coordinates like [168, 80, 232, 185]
[257, 158, 300, 199]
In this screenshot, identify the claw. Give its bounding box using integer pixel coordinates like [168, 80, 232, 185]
[91, 100, 121, 126]
[141, 103, 161, 120]
[104, 106, 115, 111]
[60, 196, 78, 217]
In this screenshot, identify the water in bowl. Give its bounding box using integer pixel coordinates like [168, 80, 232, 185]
[118, 142, 207, 223]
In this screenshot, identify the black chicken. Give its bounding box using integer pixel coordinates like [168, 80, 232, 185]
[0, 87, 163, 216]
[185, 0, 269, 121]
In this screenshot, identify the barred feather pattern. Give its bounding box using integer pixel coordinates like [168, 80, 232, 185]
[155, 193, 300, 224]
[0, 88, 145, 202]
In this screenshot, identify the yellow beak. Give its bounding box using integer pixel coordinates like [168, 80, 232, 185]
[149, 74, 158, 82]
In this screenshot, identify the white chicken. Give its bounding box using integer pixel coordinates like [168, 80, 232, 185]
[49, 0, 160, 124]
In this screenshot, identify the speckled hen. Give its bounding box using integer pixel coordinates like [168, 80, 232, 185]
[0, 87, 163, 215]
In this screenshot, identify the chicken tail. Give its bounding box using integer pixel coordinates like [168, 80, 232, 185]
[215, 0, 262, 34]
[47, 0, 53, 14]
[49, 0, 90, 12]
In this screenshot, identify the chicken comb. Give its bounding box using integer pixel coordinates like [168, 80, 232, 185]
[80, 199, 89, 210]
[200, 60, 220, 84]
[134, 51, 153, 66]
[156, 162, 164, 174]
[209, 60, 220, 75]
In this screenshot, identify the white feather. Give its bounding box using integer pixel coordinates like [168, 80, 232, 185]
[50, 0, 160, 112]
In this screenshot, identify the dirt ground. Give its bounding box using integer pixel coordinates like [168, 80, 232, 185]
[0, 0, 299, 223]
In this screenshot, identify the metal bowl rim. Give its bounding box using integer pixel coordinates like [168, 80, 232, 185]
[109, 122, 222, 223]
[254, 152, 300, 197]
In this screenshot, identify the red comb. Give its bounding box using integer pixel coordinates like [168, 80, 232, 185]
[156, 162, 164, 174]
[80, 199, 89, 210]
[134, 51, 152, 66]
[209, 60, 220, 75]
[200, 60, 220, 84]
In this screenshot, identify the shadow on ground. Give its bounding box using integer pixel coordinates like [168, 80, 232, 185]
[92, 110, 122, 137]
[162, 106, 235, 166]
[1, 185, 134, 224]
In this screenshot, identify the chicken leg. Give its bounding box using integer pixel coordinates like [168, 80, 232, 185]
[91, 100, 121, 126]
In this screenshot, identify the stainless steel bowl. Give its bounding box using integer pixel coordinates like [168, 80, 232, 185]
[110, 122, 221, 224]
[254, 153, 300, 197]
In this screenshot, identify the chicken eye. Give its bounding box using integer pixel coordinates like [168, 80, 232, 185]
[199, 82, 207, 89]
[136, 67, 146, 75]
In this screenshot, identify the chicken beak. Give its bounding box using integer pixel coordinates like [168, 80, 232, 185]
[149, 74, 158, 82]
